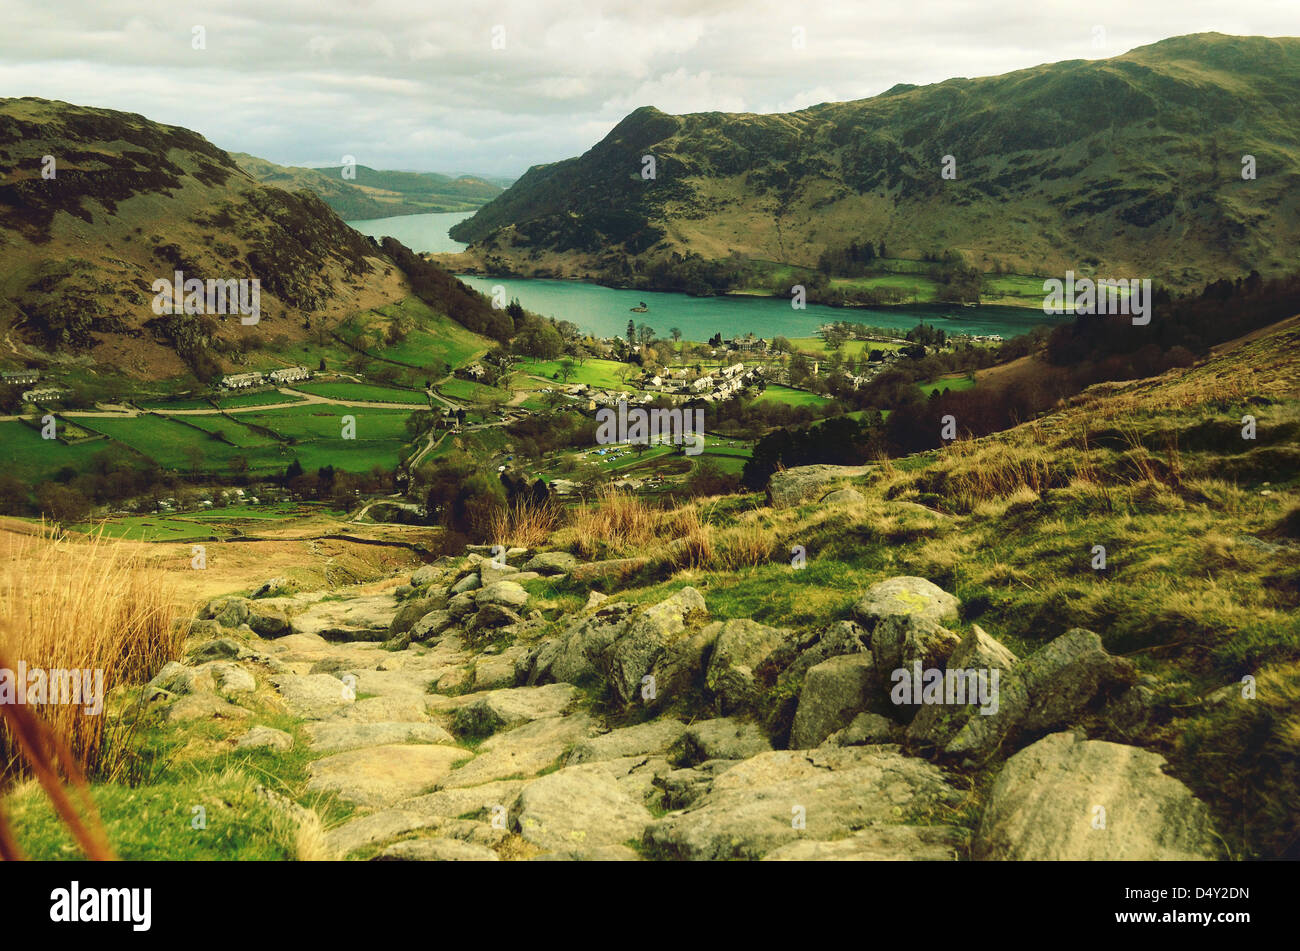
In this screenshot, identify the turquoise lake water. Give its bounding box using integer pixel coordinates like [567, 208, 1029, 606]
[347, 211, 1062, 341]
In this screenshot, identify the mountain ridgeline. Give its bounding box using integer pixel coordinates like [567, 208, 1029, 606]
[449, 33, 1300, 290]
[231, 153, 506, 219]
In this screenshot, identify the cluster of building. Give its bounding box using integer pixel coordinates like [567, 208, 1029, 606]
[1, 370, 70, 403]
[640, 362, 764, 403]
[219, 365, 312, 389]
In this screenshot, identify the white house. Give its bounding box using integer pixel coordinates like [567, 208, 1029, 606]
[268, 365, 311, 385]
[221, 372, 265, 389]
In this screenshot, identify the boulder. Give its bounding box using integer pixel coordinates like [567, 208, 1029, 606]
[946, 629, 1135, 760]
[305, 744, 468, 808]
[821, 487, 865, 505]
[530, 602, 633, 687]
[186, 637, 242, 664]
[762, 825, 965, 861]
[272, 673, 355, 719]
[410, 610, 455, 643]
[451, 684, 578, 737]
[703, 619, 793, 713]
[203, 596, 251, 628]
[467, 603, 523, 636]
[568, 719, 688, 765]
[303, 720, 454, 753]
[250, 577, 288, 599]
[852, 576, 959, 630]
[236, 726, 294, 751]
[375, 838, 500, 861]
[389, 596, 440, 638]
[246, 604, 291, 639]
[974, 732, 1223, 860]
[679, 717, 772, 765]
[870, 613, 961, 674]
[604, 587, 709, 704]
[439, 713, 599, 789]
[822, 712, 902, 746]
[450, 573, 481, 595]
[512, 768, 653, 853]
[644, 746, 963, 860]
[789, 654, 877, 749]
[475, 580, 529, 610]
[149, 661, 214, 696]
[906, 624, 1019, 751]
[766, 464, 872, 509]
[203, 661, 255, 697]
[165, 693, 250, 723]
[523, 551, 580, 575]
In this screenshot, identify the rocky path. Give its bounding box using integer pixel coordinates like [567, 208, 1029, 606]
[150, 538, 1229, 861]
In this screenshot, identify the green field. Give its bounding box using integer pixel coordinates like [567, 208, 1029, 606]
[917, 374, 977, 397]
[787, 337, 906, 357]
[216, 390, 306, 408]
[753, 384, 831, 407]
[295, 381, 427, 404]
[516, 358, 633, 390]
[0, 419, 126, 483]
[73, 502, 336, 541]
[438, 378, 511, 404]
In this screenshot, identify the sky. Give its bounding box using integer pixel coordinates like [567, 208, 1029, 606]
[0, 0, 1296, 179]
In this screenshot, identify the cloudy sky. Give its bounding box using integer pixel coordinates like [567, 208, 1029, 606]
[1, 0, 1296, 178]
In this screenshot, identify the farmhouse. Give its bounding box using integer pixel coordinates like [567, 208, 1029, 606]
[268, 365, 311, 385]
[221, 372, 265, 389]
[2, 370, 39, 386]
[21, 386, 69, 402]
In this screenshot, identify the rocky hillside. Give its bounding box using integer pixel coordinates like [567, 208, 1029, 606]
[136, 554, 1221, 861]
[231, 153, 504, 219]
[0, 98, 413, 379]
[449, 33, 1300, 289]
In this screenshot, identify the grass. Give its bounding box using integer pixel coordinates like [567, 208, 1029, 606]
[918, 373, 977, 397]
[0, 526, 184, 780]
[754, 384, 831, 407]
[516, 358, 633, 390]
[437, 378, 511, 404]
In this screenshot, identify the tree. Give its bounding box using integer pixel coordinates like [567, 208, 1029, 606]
[626, 319, 636, 347]
[558, 358, 576, 384]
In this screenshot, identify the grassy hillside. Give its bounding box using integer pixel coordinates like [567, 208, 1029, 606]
[231, 153, 505, 219]
[0, 98, 501, 385]
[450, 33, 1300, 291]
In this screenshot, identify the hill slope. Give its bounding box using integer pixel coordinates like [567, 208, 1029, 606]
[0, 98, 496, 381]
[449, 33, 1300, 290]
[231, 153, 505, 219]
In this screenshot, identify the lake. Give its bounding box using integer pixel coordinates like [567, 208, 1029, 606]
[347, 211, 1062, 341]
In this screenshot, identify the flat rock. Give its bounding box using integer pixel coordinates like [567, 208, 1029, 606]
[306, 744, 469, 808]
[512, 767, 653, 853]
[236, 725, 294, 751]
[974, 732, 1223, 860]
[303, 720, 454, 753]
[644, 746, 962, 860]
[375, 838, 499, 861]
[762, 825, 966, 860]
[568, 719, 688, 764]
[452, 683, 578, 737]
[273, 673, 355, 719]
[679, 717, 772, 765]
[440, 713, 599, 789]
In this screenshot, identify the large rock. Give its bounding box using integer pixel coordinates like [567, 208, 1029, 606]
[789, 654, 877, 749]
[247, 604, 291, 639]
[852, 577, 959, 630]
[237, 726, 294, 751]
[410, 610, 456, 643]
[475, 580, 529, 610]
[906, 624, 1019, 751]
[512, 768, 653, 852]
[946, 629, 1135, 759]
[766, 464, 871, 509]
[762, 825, 965, 860]
[389, 595, 442, 638]
[203, 596, 250, 629]
[149, 661, 214, 695]
[568, 719, 688, 765]
[974, 732, 1223, 860]
[303, 721, 454, 753]
[523, 551, 579, 575]
[703, 619, 792, 713]
[644, 746, 964, 860]
[305, 744, 468, 808]
[439, 713, 599, 789]
[451, 684, 579, 737]
[530, 603, 632, 687]
[290, 594, 396, 642]
[604, 587, 709, 704]
[272, 673, 355, 719]
[679, 717, 772, 765]
[870, 613, 961, 674]
[376, 838, 500, 861]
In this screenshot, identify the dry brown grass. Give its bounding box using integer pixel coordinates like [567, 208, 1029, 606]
[486, 498, 563, 549]
[0, 525, 184, 782]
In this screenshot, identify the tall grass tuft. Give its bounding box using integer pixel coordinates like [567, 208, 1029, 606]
[486, 498, 562, 549]
[0, 525, 184, 782]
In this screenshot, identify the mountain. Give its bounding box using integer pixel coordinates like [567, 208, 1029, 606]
[448, 33, 1300, 291]
[232, 153, 506, 219]
[0, 98, 492, 381]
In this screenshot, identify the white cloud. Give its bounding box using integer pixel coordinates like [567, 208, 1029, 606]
[0, 0, 1294, 176]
